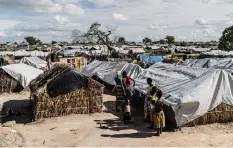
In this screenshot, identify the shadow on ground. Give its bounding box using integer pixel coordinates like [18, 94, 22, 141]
[95, 88, 176, 138]
[0, 99, 33, 124]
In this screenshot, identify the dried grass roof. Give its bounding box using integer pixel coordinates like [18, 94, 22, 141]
[29, 63, 104, 94]
[29, 63, 71, 92]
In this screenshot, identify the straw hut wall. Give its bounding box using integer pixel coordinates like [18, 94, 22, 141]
[185, 103, 233, 127]
[0, 69, 24, 93]
[162, 102, 233, 128]
[29, 64, 104, 120]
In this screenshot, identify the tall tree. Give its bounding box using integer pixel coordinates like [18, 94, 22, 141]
[51, 41, 57, 44]
[72, 22, 115, 53]
[24, 36, 41, 45]
[165, 36, 175, 44]
[159, 39, 167, 44]
[118, 37, 125, 44]
[219, 25, 233, 51]
[142, 37, 152, 44]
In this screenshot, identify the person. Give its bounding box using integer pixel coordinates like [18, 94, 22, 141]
[144, 78, 154, 122]
[123, 99, 131, 124]
[114, 71, 125, 112]
[46, 56, 52, 70]
[122, 71, 135, 106]
[151, 87, 165, 136]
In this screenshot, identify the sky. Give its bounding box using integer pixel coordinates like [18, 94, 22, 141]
[0, 0, 233, 43]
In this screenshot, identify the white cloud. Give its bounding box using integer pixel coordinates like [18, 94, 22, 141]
[63, 4, 85, 15]
[0, 31, 6, 37]
[226, 21, 233, 25]
[0, 19, 21, 30]
[196, 18, 209, 25]
[54, 15, 69, 25]
[88, 0, 116, 7]
[54, 0, 79, 4]
[1, 0, 233, 42]
[149, 24, 168, 30]
[113, 13, 128, 21]
[0, 0, 62, 13]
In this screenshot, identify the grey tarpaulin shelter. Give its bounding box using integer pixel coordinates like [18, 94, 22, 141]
[134, 62, 233, 127]
[20, 57, 47, 69]
[81, 60, 144, 86]
[82, 60, 233, 127]
[180, 58, 233, 70]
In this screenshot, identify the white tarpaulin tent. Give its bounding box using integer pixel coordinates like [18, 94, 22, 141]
[1, 63, 43, 88]
[82, 60, 233, 126]
[134, 62, 233, 127]
[181, 58, 233, 70]
[81, 60, 144, 85]
[20, 57, 47, 69]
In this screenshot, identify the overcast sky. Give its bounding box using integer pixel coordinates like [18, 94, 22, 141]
[0, 0, 233, 43]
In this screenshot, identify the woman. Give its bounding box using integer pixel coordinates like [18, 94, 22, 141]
[122, 71, 135, 106]
[151, 87, 165, 136]
[114, 71, 125, 112]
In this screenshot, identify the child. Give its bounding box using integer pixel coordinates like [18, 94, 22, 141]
[123, 99, 131, 124]
[151, 87, 165, 136]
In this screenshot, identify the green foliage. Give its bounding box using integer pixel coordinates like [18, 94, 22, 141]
[143, 37, 152, 44]
[165, 35, 175, 44]
[118, 37, 125, 44]
[219, 25, 233, 51]
[24, 36, 41, 45]
[159, 39, 167, 44]
[51, 41, 57, 44]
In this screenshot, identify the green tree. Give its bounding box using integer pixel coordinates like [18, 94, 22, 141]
[165, 35, 175, 44]
[118, 37, 125, 44]
[24, 36, 41, 45]
[159, 39, 167, 44]
[51, 41, 57, 44]
[219, 25, 233, 51]
[142, 37, 152, 44]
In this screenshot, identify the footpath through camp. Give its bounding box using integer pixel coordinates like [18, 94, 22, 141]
[0, 92, 233, 147]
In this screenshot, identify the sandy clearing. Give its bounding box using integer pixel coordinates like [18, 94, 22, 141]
[0, 92, 233, 147]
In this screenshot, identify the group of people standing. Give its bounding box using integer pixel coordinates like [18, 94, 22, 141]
[114, 71, 165, 136]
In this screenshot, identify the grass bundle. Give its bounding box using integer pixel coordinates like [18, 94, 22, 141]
[0, 69, 23, 94]
[186, 103, 233, 127]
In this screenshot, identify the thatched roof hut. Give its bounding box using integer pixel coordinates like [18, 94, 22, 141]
[29, 64, 104, 120]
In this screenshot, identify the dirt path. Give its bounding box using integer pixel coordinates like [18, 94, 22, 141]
[1, 93, 233, 147]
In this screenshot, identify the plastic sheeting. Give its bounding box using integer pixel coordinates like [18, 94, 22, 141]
[134, 62, 233, 127]
[1, 63, 43, 88]
[47, 69, 86, 98]
[181, 58, 233, 70]
[20, 57, 47, 69]
[82, 60, 233, 126]
[0, 51, 50, 57]
[139, 55, 163, 64]
[81, 60, 144, 85]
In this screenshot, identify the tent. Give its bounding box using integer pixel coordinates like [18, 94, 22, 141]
[20, 57, 47, 69]
[81, 60, 144, 85]
[139, 55, 164, 64]
[181, 58, 233, 70]
[0, 63, 43, 93]
[133, 62, 233, 127]
[29, 51, 50, 57]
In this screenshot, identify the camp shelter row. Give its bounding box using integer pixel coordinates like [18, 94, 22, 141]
[82, 60, 233, 128]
